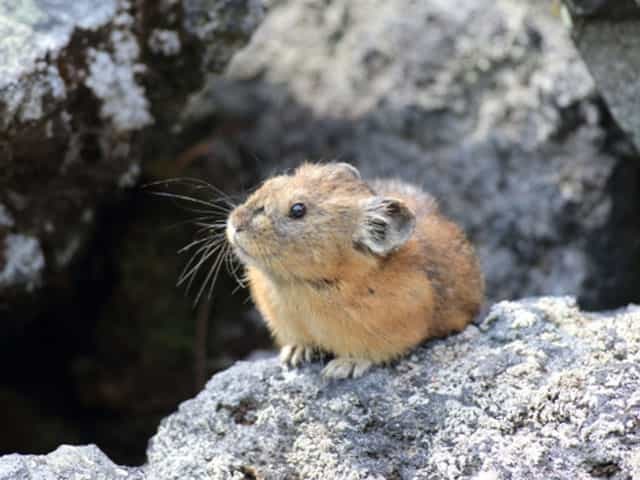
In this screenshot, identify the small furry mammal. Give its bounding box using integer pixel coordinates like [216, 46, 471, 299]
[226, 163, 484, 378]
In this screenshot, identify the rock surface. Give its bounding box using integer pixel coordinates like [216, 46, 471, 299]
[2, 296, 639, 479]
[0, 445, 142, 480]
[4, 0, 640, 468]
[0, 0, 264, 308]
[0, 0, 266, 462]
[189, 0, 640, 309]
[562, 0, 640, 150]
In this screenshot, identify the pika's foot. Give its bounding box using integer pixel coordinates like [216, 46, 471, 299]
[279, 345, 318, 368]
[322, 357, 373, 379]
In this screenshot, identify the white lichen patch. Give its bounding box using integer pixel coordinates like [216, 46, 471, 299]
[84, 9, 152, 132]
[0, 0, 117, 87]
[0, 233, 45, 291]
[0, 204, 14, 227]
[16, 64, 67, 123]
[0, 0, 117, 127]
[148, 29, 181, 56]
[117, 162, 141, 188]
[85, 47, 152, 132]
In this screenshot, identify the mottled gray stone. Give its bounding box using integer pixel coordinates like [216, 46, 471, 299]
[0, 0, 118, 128]
[183, 0, 265, 72]
[0, 234, 44, 291]
[0, 445, 142, 480]
[4, 297, 638, 479]
[144, 297, 640, 479]
[0, 0, 265, 310]
[563, 0, 640, 18]
[183, 0, 640, 308]
[562, 0, 640, 150]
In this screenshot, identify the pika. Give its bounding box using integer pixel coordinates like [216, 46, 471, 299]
[226, 163, 484, 378]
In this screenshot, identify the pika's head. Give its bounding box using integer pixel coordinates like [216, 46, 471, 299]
[226, 163, 415, 280]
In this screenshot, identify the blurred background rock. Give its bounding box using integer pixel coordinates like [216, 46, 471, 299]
[0, 0, 638, 465]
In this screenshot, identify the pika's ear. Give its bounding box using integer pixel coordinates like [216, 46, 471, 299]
[354, 197, 415, 255]
[331, 162, 361, 180]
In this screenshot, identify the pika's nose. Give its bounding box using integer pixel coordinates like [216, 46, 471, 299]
[233, 205, 263, 230]
[229, 209, 250, 233]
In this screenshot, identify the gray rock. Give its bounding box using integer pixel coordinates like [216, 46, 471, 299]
[562, 0, 640, 150]
[563, 0, 640, 19]
[145, 297, 640, 479]
[189, 0, 640, 308]
[3, 297, 639, 478]
[0, 0, 265, 308]
[0, 234, 45, 292]
[0, 445, 142, 480]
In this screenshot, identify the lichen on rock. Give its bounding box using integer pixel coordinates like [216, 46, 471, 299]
[3, 297, 639, 479]
[0, 0, 117, 128]
[0, 234, 45, 291]
[148, 29, 181, 56]
[143, 297, 640, 479]
[85, 7, 153, 132]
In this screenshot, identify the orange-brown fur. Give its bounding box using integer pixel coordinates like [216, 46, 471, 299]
[226, 163, 484, 374]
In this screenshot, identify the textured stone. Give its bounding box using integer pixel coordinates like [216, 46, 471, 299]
[563, 0, 640, 18]
[0, 0, 265, 308]
[0, 234, 44, 291]
[0, 0, 117, 127]
[3, 297, 639, 479]
[562, 0, 640, 150]
[145, 297, 640, 479]
[0, 445, 142, 480]
[0, 0, 266, 459]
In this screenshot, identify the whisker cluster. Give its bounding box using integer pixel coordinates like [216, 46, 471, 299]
[145, 177, 246, 305]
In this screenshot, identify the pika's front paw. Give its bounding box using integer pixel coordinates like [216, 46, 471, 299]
[279, 345, 319, 368]
[322, 357, 373, 379]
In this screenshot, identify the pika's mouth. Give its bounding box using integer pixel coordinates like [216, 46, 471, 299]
[231, 238, 252, 259]
[226, 224, 253, 261]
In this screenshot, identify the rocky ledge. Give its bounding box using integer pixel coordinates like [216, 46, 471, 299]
[1, 296, 639, 479]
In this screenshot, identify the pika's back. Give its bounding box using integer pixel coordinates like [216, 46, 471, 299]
[371, 177, 484, 335]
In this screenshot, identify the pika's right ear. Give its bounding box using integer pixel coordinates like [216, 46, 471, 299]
[354, 197, 415, 256]
[330, 162, 361, 180]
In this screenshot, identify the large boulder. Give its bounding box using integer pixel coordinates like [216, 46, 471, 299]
[0, 0, 265, 312]
[2, 296, 639, 479]
[187, 0, 640, 309]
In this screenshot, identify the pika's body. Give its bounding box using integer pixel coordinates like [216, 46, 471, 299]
[227, 163, 483, 378]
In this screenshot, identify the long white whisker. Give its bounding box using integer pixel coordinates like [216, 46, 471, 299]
[192, 222, 227, 231]
[195, 242, 227, 305]
[179, 242, 223, 288]
[225, 246, 246, 291]
[145, 177, 239, 208]
[206, 243, 230, 301]
[178, 235, 222, 254]
[185, 242, 225, 295]
[150, 191, 233, 213]
[178, 242, 212, 281]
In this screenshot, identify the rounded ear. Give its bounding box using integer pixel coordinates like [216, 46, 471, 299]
[331, 162, 361, 180]
[354, 197, 415, 255]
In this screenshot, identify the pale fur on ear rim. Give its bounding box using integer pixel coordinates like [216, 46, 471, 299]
[331, 162, 361, 180]
[353, 197, 416, 255]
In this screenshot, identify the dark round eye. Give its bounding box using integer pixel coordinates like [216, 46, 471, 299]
[289, 202, 306, 219]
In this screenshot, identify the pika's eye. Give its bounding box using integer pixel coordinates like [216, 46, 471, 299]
[289, 202, 306, 219]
